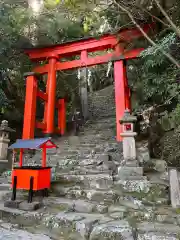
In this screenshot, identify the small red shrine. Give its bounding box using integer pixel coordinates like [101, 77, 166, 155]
[23, 24, 153, 141]
[9, 138, 57, 203]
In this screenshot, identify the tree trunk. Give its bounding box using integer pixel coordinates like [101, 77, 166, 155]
[79, 68, 89, 120]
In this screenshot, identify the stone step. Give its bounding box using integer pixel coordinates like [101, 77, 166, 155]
[119, 205, 178, 224]
[83, 189, 120, 203]
[41, 212, 116, 239]
[84, 122, 116, 131]
[49, 156, 121, 170]
[0, 224, 51, 240]
[49, 152, 105, 162]
[79, 132, 116, 139]
[0, 202, 42, 226]
[0, 200, 133, 240]
[56, 144, 119, 154]
[115, 179, 151, 193]
[0, 190, 11, 201]
[68, 143, 97, 148]
[53, 191, 171, 218]
[89, 220, 134, 240]
[44, 197, 108, 214]
[51, 178, 168, 206]
[86, 116, 116, 125]
[137, 232, 179, 240]
[57, 149, 92, 155]
[0, 201, 178, 240]
[76, 134, 116, 142]
[56, 166, 111, 175]
[51, 184, 122, 203]
[55, 173, 114, 189]
[72, 168, 110, 175]
[137, 221, 180, 236]
[0, 183, 11, 191]
[79, 129, 116, 137]
[116, 175, 146, 181]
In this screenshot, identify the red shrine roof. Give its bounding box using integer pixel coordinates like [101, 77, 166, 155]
[9, 138, 57, 149]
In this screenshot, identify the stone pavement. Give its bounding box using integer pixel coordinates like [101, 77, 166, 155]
[0, 221, 51, 240]
[0, 115, 179, 239]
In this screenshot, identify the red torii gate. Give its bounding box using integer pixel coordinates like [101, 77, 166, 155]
[22, 24, 153, 141]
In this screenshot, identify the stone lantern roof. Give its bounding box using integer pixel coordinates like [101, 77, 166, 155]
[0, 120, 15, 133]
[119, 109, 137, 124]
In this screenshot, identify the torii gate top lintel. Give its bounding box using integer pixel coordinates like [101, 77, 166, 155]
[24, 23, 154, 74]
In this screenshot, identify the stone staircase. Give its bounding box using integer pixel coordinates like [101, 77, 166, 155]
[0, 116, 179, 239]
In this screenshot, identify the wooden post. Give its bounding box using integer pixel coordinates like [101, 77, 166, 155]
[169, 168, 180, 208]
[19, 149, 23, 167]
[12, 150, 16, 171]
[58, 99, 66, 135]
[42, 147, 46, 167]
[80, 51, 89, 120]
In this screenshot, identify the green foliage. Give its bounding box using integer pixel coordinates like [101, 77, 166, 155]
[128, 32, 180, 111]
[141, 33, 176, 68]
[170, 104, 180, 126]
[0, 89, 8, 110]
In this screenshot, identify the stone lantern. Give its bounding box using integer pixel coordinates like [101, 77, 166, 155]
[119, 109, 137, 162]
[0, 120, 15, 161]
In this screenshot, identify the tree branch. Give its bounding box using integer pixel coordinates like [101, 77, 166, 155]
[139, 6, 170, 28]
[153, 0, 180, 38]
[113, 0, 180, 68]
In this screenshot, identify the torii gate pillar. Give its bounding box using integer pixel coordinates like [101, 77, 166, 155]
[114, 60, 131, 141]
[44, 55, 58, 136]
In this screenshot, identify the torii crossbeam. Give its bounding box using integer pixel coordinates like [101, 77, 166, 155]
[23, 23, 153, 141]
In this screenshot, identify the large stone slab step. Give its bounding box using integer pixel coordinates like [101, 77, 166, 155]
[84, 122, 116, 131]
[85, 116, 116, 125]
[44, 197, 108, 214]
[115, 179, 151, 193]
[54, 173, 114, 189]
[89, 220, 134, 240]
[137, 222, 180, 236]
[0, 225, 51, 240]
[42, 211, 115, 239]
[0, 183, 11, 191]
[137, 232, 179, 240]
[82, 189, 123, 203]
[0, 202, 42, 226]
[51, 184, 123, 203]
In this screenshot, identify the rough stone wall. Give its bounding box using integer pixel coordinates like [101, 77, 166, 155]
[88, 85, 116, 119]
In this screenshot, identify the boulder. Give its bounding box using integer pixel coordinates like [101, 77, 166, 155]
[90, 220, 134, 240]
[151, 159, 167, 172]
[137, 232, 178, 240]
[116, 179, 150, 193]
[95, 204, 108, 214]
[0, 228, 51, 240]
[137, 222, 180, 235]
[75, 218, 98, 239]
[118, 166, 143, 179]
[137, 144, 150, 164]
[74, 200, 95, 213]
